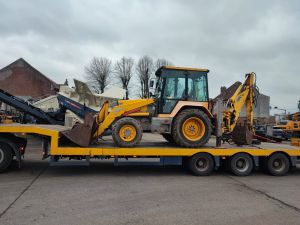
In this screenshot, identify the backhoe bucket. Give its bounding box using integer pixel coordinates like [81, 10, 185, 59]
[61, 113, 96, 147]
[232, 124, 254, 145]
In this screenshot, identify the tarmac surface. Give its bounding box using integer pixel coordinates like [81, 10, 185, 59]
[1, 135, 300, 225]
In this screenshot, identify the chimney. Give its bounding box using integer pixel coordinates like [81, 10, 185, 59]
[220, 86, 227, 95]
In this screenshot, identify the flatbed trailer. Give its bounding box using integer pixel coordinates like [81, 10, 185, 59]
[0, 124, 300, 176]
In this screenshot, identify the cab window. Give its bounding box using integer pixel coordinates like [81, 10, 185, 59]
[159, 69, 208, 114]
[161, 76, 185, 113]
[187, 72, 208, 101]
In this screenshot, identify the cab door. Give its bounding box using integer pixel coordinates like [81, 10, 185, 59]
[160, 73, 187, 114]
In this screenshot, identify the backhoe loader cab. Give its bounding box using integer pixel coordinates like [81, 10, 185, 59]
[154, 66, 210, 114]
[150, 66, 213, 147]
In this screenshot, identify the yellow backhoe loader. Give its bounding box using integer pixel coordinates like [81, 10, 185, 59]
[62, 66, 257, 148]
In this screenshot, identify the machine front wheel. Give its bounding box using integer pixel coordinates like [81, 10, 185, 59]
[112, 117, 143, 147]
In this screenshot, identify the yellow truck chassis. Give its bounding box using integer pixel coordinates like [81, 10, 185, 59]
[0, 124, 299, 176]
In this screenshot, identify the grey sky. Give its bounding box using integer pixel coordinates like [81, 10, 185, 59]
[0, 0, 299, 113]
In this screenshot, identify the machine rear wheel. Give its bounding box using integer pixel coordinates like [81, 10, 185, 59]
[0, 142, 13, 173]
[172, 109, 212, 147]
[112, 117, 143, 147]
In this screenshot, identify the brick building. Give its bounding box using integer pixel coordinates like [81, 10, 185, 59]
[0, 58, 59, 101]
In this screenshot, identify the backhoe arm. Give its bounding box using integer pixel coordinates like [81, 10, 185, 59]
[222, 73, 256, 134]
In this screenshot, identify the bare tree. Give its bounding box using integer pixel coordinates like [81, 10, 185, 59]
[114, 57, 134, 99]
[155, 58, 173, 71]
[85, 57, 112, 94]
[136, 56, 153, 98]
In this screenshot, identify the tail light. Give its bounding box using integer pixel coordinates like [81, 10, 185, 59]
[19, 145, 25, 154]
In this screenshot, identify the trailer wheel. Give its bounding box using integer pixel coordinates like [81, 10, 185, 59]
[229, 153, 253, 176]
[188, 153, 214, 176]
[112, 117, 143, 147]
[266, 153, 290, 176]
[0, 142, 13, 173]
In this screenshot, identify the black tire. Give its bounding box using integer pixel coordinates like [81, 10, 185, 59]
[0, 142, 13, 173]
[266, 153, 290, 176]
[112, 117, 143, 147]
[229, 153, 253, 176]
[172, 109, 212, 148]
[188, 153, 214, 176]
[161, 134, 175, 144]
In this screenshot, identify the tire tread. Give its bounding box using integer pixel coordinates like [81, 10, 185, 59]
[112, 117, 143, 147]
[172, 108, 212, 148]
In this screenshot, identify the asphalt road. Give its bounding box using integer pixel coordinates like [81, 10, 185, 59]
[1, 138, 300, 225]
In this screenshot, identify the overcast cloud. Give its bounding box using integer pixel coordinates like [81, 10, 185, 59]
[0, 0, 299, 113]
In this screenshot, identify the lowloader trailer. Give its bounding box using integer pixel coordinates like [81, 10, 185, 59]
[0, 123, 299, 176]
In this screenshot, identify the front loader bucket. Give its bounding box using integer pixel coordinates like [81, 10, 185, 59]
[61, 113, 96, 147]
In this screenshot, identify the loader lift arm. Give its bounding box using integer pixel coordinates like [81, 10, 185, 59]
[62, 99, 155, 147]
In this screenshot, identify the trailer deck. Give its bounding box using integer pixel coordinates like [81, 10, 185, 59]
[0, 123, 300, 176]
[1, 123, 299, 155]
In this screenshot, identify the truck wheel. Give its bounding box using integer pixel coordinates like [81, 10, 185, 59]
[188, 153, 214, 176]
[266, 153, 290, 176]
[0, 142, 13, 173]
[161, 134, 175, 144]
[112, 117, 143, 147]
[229, 153, 253, 176]
[172, 109, 212, 147]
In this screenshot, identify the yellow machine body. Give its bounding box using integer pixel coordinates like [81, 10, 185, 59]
[274, 121, 300, 132]
[94, 98, 154, 137]
[0, 115, 13, 124]
[157, 101, 211, 118]
[63, 67, 257, 147]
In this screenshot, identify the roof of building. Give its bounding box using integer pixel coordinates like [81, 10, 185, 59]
[0, 58, 59, 88]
